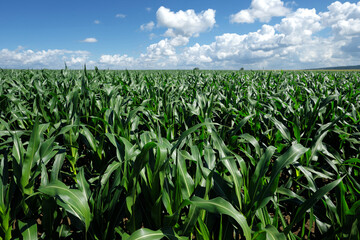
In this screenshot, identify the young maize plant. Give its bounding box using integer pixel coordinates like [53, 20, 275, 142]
[0, 68, 359, 239]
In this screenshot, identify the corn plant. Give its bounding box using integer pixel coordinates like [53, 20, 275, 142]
[0, 68, 359, 239]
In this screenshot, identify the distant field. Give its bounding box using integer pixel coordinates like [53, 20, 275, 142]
[306, 65, 360, 71]
[305, 69, 360, 72]
[0, 69, 359, 239]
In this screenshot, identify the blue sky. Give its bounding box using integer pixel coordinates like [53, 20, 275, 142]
[1, 0, 360, 69]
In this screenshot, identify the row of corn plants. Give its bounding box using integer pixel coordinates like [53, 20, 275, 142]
[0, 68, 359, 239]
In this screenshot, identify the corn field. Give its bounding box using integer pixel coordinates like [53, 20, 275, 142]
[0, 68, 359, 239]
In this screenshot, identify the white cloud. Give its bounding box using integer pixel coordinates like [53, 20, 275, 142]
[129, 6, 216, 68]
[244, 24, 284, 51]
[275, 8, 323, 45]
[230, 0, 291, 23]
[140, 21, 155, 31]
[136, 39, 179, 68]
[0, 48, 91, 69]
[177, 1, 360, 70]
[94, 20, 100, 24]
[99, 54, 135, 67]
[117, 1, 360, 69]
[179, 25, 284, 68]
[99, 36, 189, 69]
[321, 1, 360, 26]
[81, 38, 98, 43]
[321, 1, 360, 36]
[143, 39, 176, 58]
[341, 36, 360, 57]
[295, 39, 334, 63]
[3, 1, 360, 70]
[146, 7, 151, 12]
[156, 6, 216, 37]
[181, 43, 213, 65]
[169, 35, 189, 47]
[332, 18, 360, 36]
[115, 13, 126, 18]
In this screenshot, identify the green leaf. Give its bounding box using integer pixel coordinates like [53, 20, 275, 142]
[290, 121, 300, 142]
[131, 142, 157, 180]
[0, 154, 9, 208]
[81, 126, 97, 152]
[284, 177, 344, 234]
[349, 219, 359, 240]
[250, 146, 276, 206]
[220, 156, 243, 209]
[257, 143, 308, 209]
[101, 161, 121, 190]
[269, 117, 291, 142]
[232, 114, 254, 135]
[264, 224, 286, 240]
[12, 132, 24, 165]
[21, 118, 41, 194]
[170, 122, 213, 155]
[18, 220, 37, 240]
[39, 136, 57, 165]
[38, 180, 91, 231]
[191, 196, 251, 240]
[77, 168, 90, 202]
[177, 151, 194, 199]
[51, 152, 65, 181]
[208, 125, 245, 209]
[347, 200, 360, 215]
[197, 217, 210, 240]
[127, 228, 165, 240]
[127, 227, 180, 240]
[239, 133, 261, 157]
[181, 205, 200, 235]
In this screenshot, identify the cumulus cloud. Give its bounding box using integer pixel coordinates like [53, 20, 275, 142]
[129, 6, 216, 68]
[81, 38, 98, 43]
[230, 0, 291, 23]
[317, 1, 360, 62]
[115, 13, 126, 18]
[169, 35, 190, 47]
[178, 34, 331, 69]
[0, 48, 91, 69]
[332, 18, 360, 35]
[275, 8, 323, 45]
[177, 1, 360, 69]
[140, 21, 155, 31]
[137, 39, 180, 68]
[321, 1, 360, 26]
[3, 1, 360, 70]
[99, 54, 135, 67]
[100, 36, 190, 69]
[341, 36, 360, 57]
[321, 1, 360, 36]
[142, 39, 176, 59]
[156, 6, 216, 37]
[179, 25, 284, 68]
[97, 40, 179, 69]
[181, 43, 213, 65]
